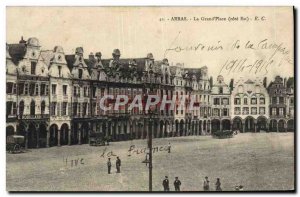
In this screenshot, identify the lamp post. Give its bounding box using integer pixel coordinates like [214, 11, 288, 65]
[142, 87, 155, 192]
[148, 110, 153, 192]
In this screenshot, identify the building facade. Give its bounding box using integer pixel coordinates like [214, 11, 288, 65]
[210, 75, 231, 133]
[231, 78, 270, 132]
[6, 37, 295, 149]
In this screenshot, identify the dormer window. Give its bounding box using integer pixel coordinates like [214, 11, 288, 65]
[58, 66, 62, 77]
[31, 62, 36, 75]
[79, 69, 83, 79]
[58, 55, 62, 61]
[79, 56, 82, 62]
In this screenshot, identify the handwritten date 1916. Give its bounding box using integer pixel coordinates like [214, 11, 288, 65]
[219, 58, 277, 75]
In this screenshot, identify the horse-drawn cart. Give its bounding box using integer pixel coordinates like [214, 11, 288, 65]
[89, 132, 110, 146]
[6, 135, 25, 154]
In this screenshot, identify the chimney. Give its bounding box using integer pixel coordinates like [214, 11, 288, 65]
[19, 36, 26, 44]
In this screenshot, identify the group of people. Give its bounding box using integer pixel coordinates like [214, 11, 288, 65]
[203, 176, 222, 191]
[162, 176, 181, 191]
[107, 157, 121, 174]
[162, 176, 222, 191]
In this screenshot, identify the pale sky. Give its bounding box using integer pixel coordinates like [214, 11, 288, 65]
[6, 7, 294, 83]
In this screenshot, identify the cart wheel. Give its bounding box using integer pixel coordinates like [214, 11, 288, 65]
[13, 144, 20, 153]
[96, 139, 101, 146]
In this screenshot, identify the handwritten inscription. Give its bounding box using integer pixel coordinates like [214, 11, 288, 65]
[63, 157, 85, 167]
[127, 145, 170, 156]
[99, 144, 171, 159]
[164, 32, 292, 76]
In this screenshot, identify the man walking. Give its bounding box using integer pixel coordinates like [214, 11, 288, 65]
[116, 157, 121, 173]
[203, 176, 210, 191]
[107, 158, 112, 174]
[174, 177, 181, 191]
[162, 176, 170, 191]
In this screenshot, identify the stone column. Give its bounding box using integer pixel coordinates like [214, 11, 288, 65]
[78, 126, 82, 145]
[201, 122, 204, 135]
[25, 131, 29, 150]
[46, 130, 50, 148]
[68, 124, 72, 146]
[99, 122, 103, 133]
[58, 129, 61, 147]
[36, 126, 40, 149]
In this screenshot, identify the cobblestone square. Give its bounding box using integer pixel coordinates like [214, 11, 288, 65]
[6, 133, 294, 191]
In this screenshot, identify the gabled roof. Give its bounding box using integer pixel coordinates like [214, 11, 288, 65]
[8, 43, 27, 65]
[184, 68, 202, 80]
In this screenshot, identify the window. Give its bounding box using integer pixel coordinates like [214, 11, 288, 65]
[234, 107, 240, 115]
[244, 98, 248, 105]
[51, 102, 57, 116]
[79, 69, 83, 79]
[242, 107, 249, 115]
[279, 97, 284, 104]
[6, 102, 17, 116]
[73, 103, 78, 116]
[222, 98, 228, 105]
[29, 83, 35, 96]
[251, 107, 257, 115]
[52, 84, 57, 95]
[272, 97, 277, 104]
[30, 100, 35, 116]
[213, 108, 220, 116]
[219, 87, 223, 94]
[6, 102, 12, 116]
[259, 97, 265, 104]
[290, 98, 294, 105]
[279, 108, 284, 116]
[63, 85, 67, 96]
[272, 108, 277, 115]
[83, 103, 87, 116]
[19, 101, 24, 117]
[234, 98, 240, 105]
[259, 107, 265, 115]
[223, 108, 228, 116]
[24, 83, 29, 95]
[41, 101, 45, 114]
[213, 98, 220, 105]
[31, 62, 37, 75]
[58, 66, 62, 77]
[35, 84, 39, 95]
[12, 102, 17, 115]
[84, 87, 88, 97]
[18, 82, 24, 95]
[251, 98, 257, 104]
[62, 102, 67, 116]
[6, 82, 13, 94]
[45, 85, 49, 96]
[74, 87, 77, 96]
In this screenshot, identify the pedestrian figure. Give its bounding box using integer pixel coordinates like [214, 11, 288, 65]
[215, 178, 222, 191]
[116, 157, 121, 173]
[203, 176, 210, 191]
[167, 142, 171, 153]
[107, 158, 112, 174]
[162, 176, 170, 191]
[174, 177, 181, 191]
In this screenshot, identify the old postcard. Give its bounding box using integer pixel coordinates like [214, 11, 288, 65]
[6, 6, 294, 192]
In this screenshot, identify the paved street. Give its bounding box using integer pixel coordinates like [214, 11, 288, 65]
[6, 133, 294, 191]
